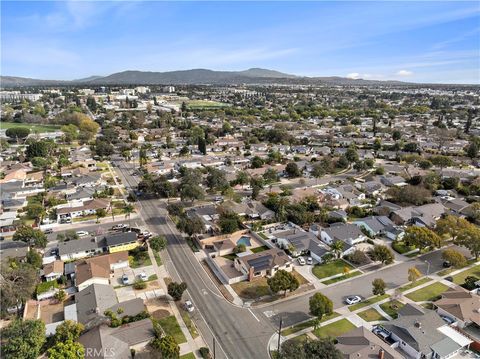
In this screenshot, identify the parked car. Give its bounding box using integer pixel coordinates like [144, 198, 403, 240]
[297, 257, 306, 266]
[443, 261, 452, 268]
[445, 276, 454, 282]
[43, 228, 53, 234]
[76, 231, 89, 237]
[372, 326, 390, 341]
[345, 295, 362, 305]
[142, 231, 152, 239]
[139, 272, 148, 281]
[185, 300, 194, 312]
[122, 274, 130, 285]
[306, 257, 313, 265]
[112, 224, 128, 231]
[441, 315, 455, 325]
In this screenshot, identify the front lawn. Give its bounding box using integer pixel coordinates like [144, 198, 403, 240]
[322, 270, 361, 285]
[177, 304, 199, 339]
[379, 300, 405, 319]
[391, 241, 416, 254]
[281, 312, 340, 336]
[156, 315, 187, 344]
[129, 247, 151, 268]
[312, 260, 354, 279]
[312, 318, 356, 338]
[231, 278, 271, 299]
[406, 282, 449, 302]
[399, 277, 432, 292]
[452, 265, 480, 285]
[180, 353, 195, 359]
[0, 121, 61, 133]
[348, 294, 389, 311]
[222, 253, 237, 261]
[357, 308, 387, 322]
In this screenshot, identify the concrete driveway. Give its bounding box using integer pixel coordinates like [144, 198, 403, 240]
[112, 265, 156, 286]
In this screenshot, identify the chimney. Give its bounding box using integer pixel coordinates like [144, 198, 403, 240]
[378, 349, 384, 359]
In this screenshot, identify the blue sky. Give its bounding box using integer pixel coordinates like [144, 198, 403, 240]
[2, 1, 479, 83]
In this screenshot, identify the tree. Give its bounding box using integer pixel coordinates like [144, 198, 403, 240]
[61, 124, 79, 143]
[26, 139, 55, 159]
[206, 168, 228, 193]
[464, 276, 479, 290]
[386, 185, 431, 206]
[1, 319, 45, 359]
[0, 262, 38, 315]
[309, 293, 333, 320]
[330, 240, 344, 259]
[372, 278, 386, 296]
[150, 236, 167, 252]
[167, 282, 187, 301]
[263, 168, 279, 183]
[311, 163, 325, 182]
[348, 249, 369, 265]
[5, 127, 30, 141]
[436, 215, 470, 241]
[345, 146, 359, 163]
[95, 208, 107, 223]
[198, 137, 207, 155]
[303, 338, 343, 359]
[53, 320, 84, 343]
[12, 225, 47, 248]
[250, 176, 264, 200]
[403, 226, 442, 250]
[455, 224, 480, 259]
[279, 338, 305, 359]
[285, 162, 301, 177]
[392, 130, 402, 141]
[431, 155, 453, 169]
[369, 245, 394, 265]
[47, 340, 84, 359]
[465, 137, 479, 159]
[267, 269, 299, 297]
[54, 289, 67, 302]
[26, 249, 42, 268]
[408, 266, 421, 283]
[151, 335, 180, 359]
[251, 156, 264, 169]
[442, 249, 467, 268]
[218, 211, 241, 234]
[179, 183, 205, 202]
[176, 216, 204, 237]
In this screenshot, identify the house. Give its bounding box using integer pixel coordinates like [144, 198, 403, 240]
[56, 198, 110, 223]
[382, 303, 473, 359]
[443, 198, 471, 216]
[0, 244, 29, 261]
[390, 203, 445, 227]
[434, 287, 480, 329]
[234, 248, 292, 281]
[275, 229, 330, 262]
[58, 237, 103, 261]
[79, 318, 154, 358]
[221, 200, 274, 220]
[320, 223, 366, 246]
[380, 175, 408, 187]
[336, 326, 403, 359]
[187, 205, 218, 233]
[353, 216, 403, 240]
[43, 260, 64, 282]
[75, 259, 110, 291]
[104, 232, 139, 253]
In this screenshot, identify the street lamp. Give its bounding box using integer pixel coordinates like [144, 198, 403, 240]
[425, 260, 431, 276]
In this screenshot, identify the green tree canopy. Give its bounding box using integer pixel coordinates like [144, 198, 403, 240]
[267, 269, 299, 297]
[1, 319, 45, 359]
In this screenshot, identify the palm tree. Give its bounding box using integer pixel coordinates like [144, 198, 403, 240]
[331, 240, 344, 259]
[124, 204, 135, 227]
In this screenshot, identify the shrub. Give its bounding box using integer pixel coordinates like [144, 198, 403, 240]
[133, 280, 147, 290]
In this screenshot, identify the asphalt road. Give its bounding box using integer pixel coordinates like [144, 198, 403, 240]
[114, 159, 275, 359]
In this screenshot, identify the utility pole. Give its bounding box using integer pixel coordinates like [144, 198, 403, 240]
[277, 317, 283, 354]
[213, 336, 216, 359]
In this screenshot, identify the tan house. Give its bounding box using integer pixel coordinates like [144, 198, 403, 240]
[75, 252, 129, 291]
[234, 248, 292, 281]
[434, 287, 480, 329]
[43, 260, 64, 282]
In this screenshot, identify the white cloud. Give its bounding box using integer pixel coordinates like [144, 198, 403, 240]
[396, 70, 413, 76]
[346, 72, 361, 79]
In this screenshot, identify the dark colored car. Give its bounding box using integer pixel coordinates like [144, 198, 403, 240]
[443, 261, 451, 268]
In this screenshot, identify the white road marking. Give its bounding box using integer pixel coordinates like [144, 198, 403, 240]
[248, 308, 260, 322]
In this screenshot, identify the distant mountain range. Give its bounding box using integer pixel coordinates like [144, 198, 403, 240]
[0, 67, 416, 87]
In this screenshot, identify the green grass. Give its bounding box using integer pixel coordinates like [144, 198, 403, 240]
[285, 334, 310, 345]
[185, 100, 229, 109]
[312, 319, 356, 338]
[222, 253, 237, 261]
[258, 232, 268, 240]
[156, 316, 187, 344]
[357, 308, 387, 322]
[153, 251, 162, 266]
[251, 245, 269, 253]
[322, 270, 361, 285]
[281, 312, 340, 336]
[348, 294, 389, 311]
[129, 255, 152, 269]
[180, 353, 195, 359]
[452, 265, 480, 285]
[399, 277, 432, 292]
[312, 260, 354, 279]
[36, 281, 59, 295]
[148, 274, 158, 281]
[379, 300, 405, 319]
[391, 241, 416, 254]
[406, 282, 449, 302]
[0, 121, 61, 133]
[177, 305, 199, 339]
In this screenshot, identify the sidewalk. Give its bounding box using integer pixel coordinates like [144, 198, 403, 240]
[147, 245, 206, 358]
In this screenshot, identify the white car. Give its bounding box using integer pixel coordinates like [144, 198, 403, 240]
[112, 224, 128, 231]
[345, 295, 362, 305]
[76, 231, 89, 237]
[185, 300, 194, 312]
[297, 257, 306, 266]
[306, 257, 313, 265]
[139, 272, 148, 281]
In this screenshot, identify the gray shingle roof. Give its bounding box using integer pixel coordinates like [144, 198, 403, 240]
[104, 232, 137, 247]
[75, 283, 118, 325]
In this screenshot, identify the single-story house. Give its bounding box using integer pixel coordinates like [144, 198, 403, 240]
[234, 248, 292, 281]
[43, 260, 64, 282]
[434, 287, 480, 329]
[320, 223, 366, 247]
[353, 216, 403, 240]
[104, 232, 139, 253]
